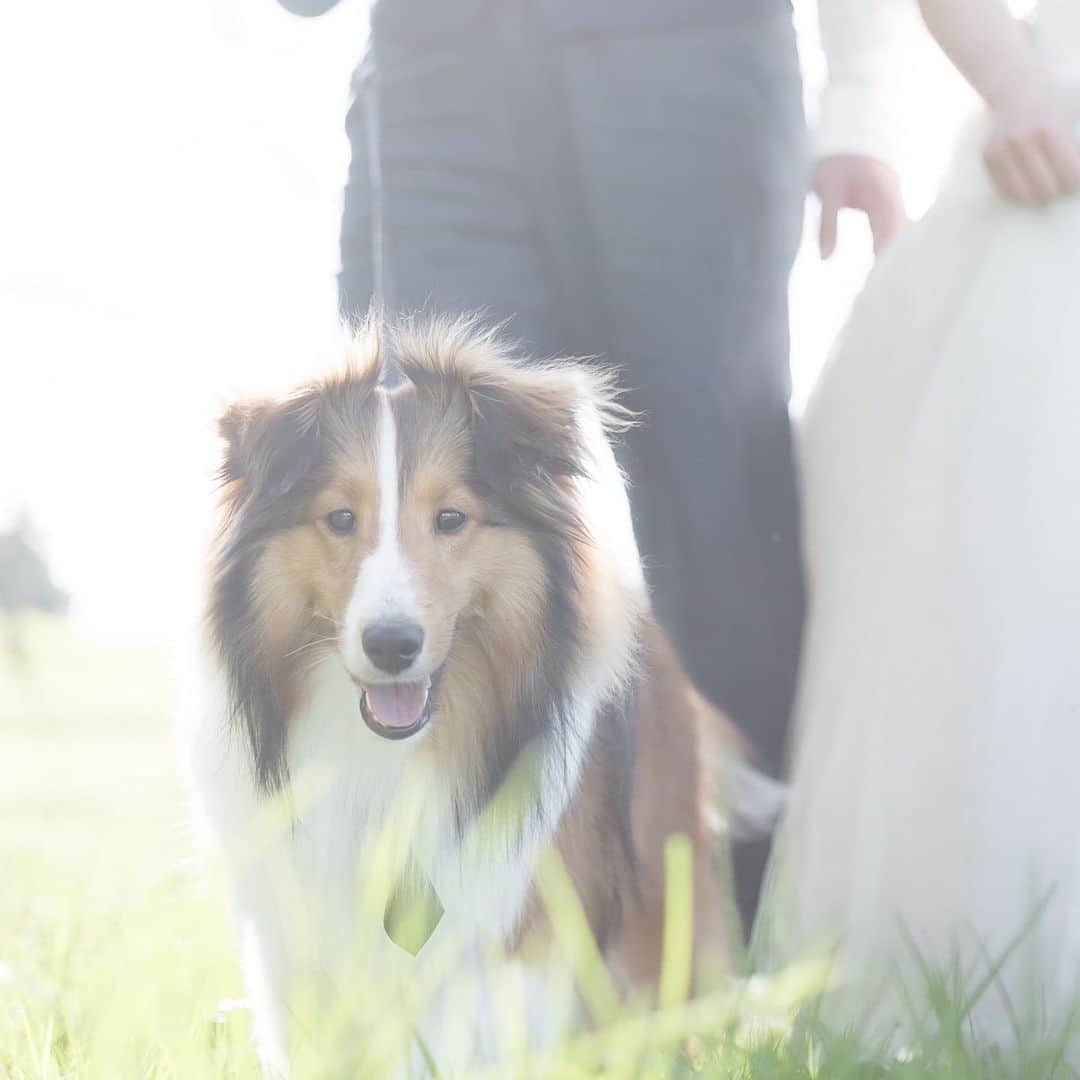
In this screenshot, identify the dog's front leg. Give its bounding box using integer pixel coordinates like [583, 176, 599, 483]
[232, 872, 299, 1077]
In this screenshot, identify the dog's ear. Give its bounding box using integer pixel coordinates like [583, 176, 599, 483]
[216, 392, 324, 503]
[210, 391, 326, 795]
[217, 401, 264, 485]
[471, 372, 580, 481]
[464, 367, 594, 535]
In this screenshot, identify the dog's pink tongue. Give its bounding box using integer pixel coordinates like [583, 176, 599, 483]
[364, 682, 428, 729]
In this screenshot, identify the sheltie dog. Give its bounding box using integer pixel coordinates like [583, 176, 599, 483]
[183, 317, 760, 1073]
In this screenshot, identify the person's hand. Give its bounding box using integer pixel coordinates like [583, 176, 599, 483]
[983, 83, 1080, 205]
[813, 155, 907, 259]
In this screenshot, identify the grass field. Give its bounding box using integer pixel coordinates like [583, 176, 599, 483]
[1, 616, 1075, 1078]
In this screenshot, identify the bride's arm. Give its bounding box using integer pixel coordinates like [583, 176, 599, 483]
[918, 0, 1045, 106]
[918, 0, 1080, 202]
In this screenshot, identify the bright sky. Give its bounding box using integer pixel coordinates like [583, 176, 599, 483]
[1, 0, 969, 642]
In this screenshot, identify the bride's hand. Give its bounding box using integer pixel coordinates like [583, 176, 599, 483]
[983, 83, 1080, 204]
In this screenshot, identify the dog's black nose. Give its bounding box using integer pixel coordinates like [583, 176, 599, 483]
[362, 620, 425, 675]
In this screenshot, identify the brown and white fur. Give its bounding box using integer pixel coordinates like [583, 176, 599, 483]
[182, 318, 755, 1073]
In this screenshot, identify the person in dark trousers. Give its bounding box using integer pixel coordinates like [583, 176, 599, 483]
[278, 0, 910, 933]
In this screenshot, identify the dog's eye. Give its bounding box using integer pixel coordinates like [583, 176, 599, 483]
[434, 509, 467, 535]
[325, 509, 356, 536]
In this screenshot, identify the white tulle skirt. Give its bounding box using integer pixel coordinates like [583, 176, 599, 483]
[758, 135, 1080, 1042]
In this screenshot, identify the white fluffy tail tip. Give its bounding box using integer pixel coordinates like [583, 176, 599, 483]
[727, 760, 788, 841]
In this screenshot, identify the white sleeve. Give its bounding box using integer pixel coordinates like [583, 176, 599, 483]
[815, 0, 921, 168]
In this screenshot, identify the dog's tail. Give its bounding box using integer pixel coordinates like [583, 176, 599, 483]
[693, 683, 788, 840]
[643, 616, 788, 842]
[726, 758, 788, 841]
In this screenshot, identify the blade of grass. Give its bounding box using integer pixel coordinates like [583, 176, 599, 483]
[534, 848, 621, 1026]
[658, 834, 694, 1012]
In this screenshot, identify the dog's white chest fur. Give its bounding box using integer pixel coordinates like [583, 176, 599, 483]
[283, 658, 556, 948]
[185, 648, 600, 1073]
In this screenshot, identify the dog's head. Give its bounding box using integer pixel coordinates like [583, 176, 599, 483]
[209, 318, 628, 793]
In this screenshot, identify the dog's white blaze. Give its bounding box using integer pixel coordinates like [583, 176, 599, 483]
[375, 389, 399, 551]
[343, 391, 420, 676]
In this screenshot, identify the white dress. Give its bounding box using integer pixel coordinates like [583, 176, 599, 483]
[759, 0, 1080, 1044]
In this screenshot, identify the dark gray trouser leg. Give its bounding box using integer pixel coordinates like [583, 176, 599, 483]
[338, 4, 806, 931]
[558, 13, 806, 930]
[339, 47, 566, 357]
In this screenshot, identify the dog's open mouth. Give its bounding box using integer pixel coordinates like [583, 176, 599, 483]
[357, 679, 432, 741]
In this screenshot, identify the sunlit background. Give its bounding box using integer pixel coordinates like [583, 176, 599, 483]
[1, 0, 973, 643]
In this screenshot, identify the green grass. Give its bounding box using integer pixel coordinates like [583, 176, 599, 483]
[1, 616, 1075, 1077]
[1, 616, 257, 1078]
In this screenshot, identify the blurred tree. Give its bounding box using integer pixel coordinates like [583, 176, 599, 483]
[0, 515, 68, 616]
